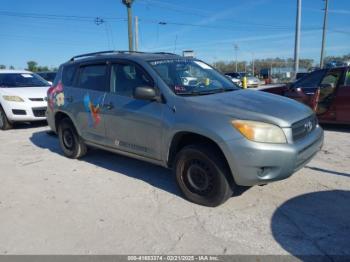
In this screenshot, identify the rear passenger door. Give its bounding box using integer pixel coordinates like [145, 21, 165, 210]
[68, 63, 109, 143]
[103, 61, 164, 160]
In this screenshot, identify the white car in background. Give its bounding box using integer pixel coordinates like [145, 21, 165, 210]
[225, 74, 242, 86]
[0, 70, 51, 130]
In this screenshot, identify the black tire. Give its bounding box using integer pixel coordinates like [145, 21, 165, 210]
[58, 118, 87, 159]
[174, 144, 234, 207]
[0, 105, 13, 130]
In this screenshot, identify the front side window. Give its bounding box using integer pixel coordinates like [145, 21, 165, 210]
[0, 73, 49, 88]
[110, 63, 153, 97]
[78, 64, 108, 92]
[294, 69, 326, 89]
[149, 59, 238, 95]
[320, 70, 342, 88]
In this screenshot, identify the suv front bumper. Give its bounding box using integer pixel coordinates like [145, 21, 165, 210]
[220, 126, 324, 186]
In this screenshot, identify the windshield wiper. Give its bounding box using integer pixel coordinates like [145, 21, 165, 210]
[176, 87, 236, 96]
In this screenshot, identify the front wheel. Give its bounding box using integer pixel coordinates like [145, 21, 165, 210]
[0, 105, 13, 130]
[58, 118, 87, 159]
[174, 145, 233, 207]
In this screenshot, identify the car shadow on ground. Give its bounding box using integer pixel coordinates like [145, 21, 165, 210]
[30, 130, 181, 198]
[320, 123, 350, 133]
[271, 190, 350, 261]
[12, 121, 48, 130]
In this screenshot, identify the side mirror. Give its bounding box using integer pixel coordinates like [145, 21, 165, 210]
[133, 86, 158, 101]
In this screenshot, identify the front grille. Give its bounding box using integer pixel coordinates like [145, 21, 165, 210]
[29, 98, 44, 102]
[32, 107, 47, 117]
[292, 115, 317, 142]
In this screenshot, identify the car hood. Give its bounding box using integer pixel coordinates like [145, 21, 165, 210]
[0, 86, 50, 99]
[185, 89, 313, 127]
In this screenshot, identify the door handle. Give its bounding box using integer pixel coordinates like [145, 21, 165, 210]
[103, 102, 114, 110]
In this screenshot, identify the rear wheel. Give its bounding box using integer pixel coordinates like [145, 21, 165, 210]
[0, 105, 13, 130]
[174, 144, 234, 207]
[58, 118, 87, 159]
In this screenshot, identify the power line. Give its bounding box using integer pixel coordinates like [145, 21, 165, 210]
[0, 10, 320, 31]
[137, 0, 320, 30]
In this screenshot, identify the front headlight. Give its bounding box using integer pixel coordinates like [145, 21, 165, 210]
[3, 95, 24, 102]
[232, 120, 287, 144]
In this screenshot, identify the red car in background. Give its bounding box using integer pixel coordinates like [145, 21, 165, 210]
[261, 67, 350, 125]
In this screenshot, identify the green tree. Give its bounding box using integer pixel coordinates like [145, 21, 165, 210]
[9, 65, 15, 70]
[26, 61, 38, 72]
[0, 65, 6, 69]
[37, 66, 49, 72]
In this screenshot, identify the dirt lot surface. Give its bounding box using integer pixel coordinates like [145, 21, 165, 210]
[0, 123, 349, 257]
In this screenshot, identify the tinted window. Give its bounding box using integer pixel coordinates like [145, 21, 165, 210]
[294, 70, 326, 88]
[0, 73, 49, 87]
[62, 64, 78, 86]
[345, 70, 350, 86]
[110, 63, 153, 97]
[78, 64, 108, 92]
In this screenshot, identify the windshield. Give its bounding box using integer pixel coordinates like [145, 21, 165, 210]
[0, 73, 50, 88]
[149, 59, 239, 95]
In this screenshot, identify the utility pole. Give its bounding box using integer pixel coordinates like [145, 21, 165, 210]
[252, 52, 255, 76]
[134, 16, 139, 51]
[122, 0, 134, 51]
[320, 0, 329, 69]
[294, 0, 302, 77]
[234, 44, 239, 72]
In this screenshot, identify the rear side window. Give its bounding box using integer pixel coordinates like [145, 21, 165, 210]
[294, 70, 326, 88]
[62, 64, 78, 86]
[78, 64, 108, 92]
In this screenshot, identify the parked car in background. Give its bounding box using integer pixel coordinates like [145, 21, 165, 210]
[226, 72, 260, 88]
[0, 70, 51, 130]
[225, 75, 242, 87]
[246, 75, 260, 88]
[47, 51, 323, 207]
[225, 72, 242, 86]
[37, 71, 57, 84]
[260, 66, 350, 125]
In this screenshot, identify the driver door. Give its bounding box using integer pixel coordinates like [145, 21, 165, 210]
[103, 61, 164, 160]
[315, 68, 343, 119]
[333, 69, 350, 123]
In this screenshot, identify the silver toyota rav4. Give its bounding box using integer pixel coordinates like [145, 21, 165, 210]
[46, 51, 324, 207]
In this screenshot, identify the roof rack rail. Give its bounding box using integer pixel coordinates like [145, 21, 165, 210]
[70, 50, 116, 61]
[69, 50, 147, 61]
[153, 52, 177, 56]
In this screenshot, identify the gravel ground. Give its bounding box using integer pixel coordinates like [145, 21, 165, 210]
[0, 123, 349, 257]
